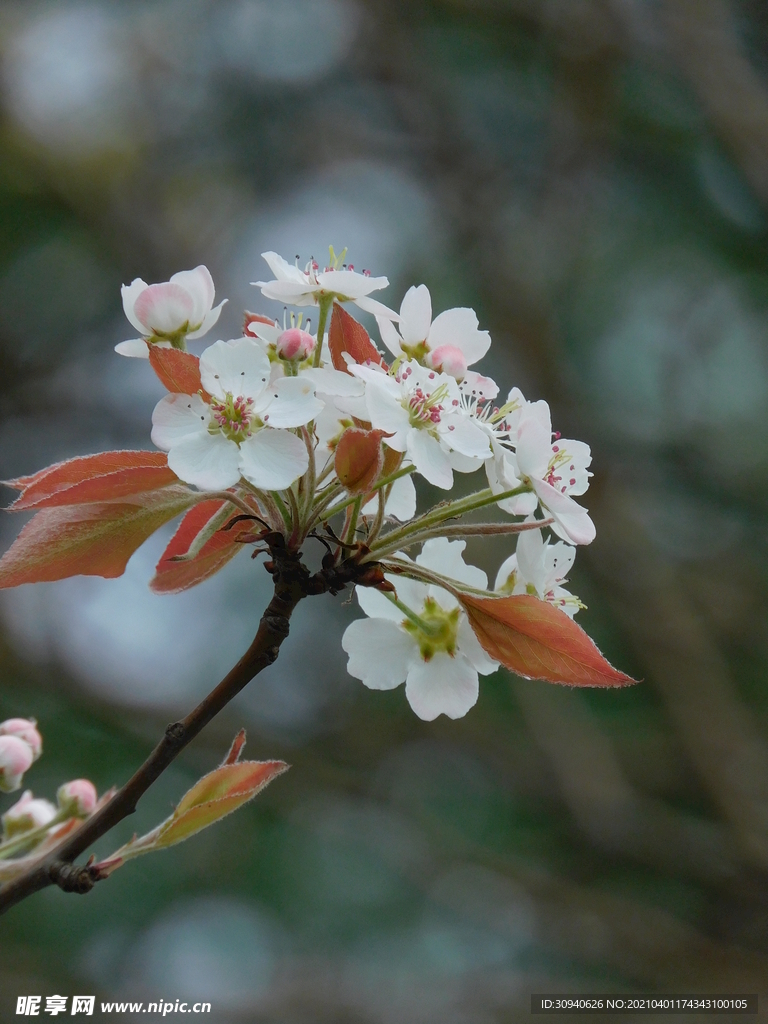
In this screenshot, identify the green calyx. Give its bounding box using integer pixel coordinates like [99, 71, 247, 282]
[150, 321, 198, 350]
[399, 340, 430, 363]
[402, 596, 460, 662]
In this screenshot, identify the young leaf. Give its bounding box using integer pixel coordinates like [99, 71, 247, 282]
[94, 745, 288, 876]
[149, 346, 209, 398]
[460, 592, 637, 687]
[150, 499, 256, 594]
[334, 427, 386, 495]
[5, 451, 177, 510]
[0, 486, 196, 587]
[328, 302, 387, 374]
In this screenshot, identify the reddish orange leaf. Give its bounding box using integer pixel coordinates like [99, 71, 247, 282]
[328, 302, 387, 374]
[5, 451, 177, 510]
[460, 593, 637, 687]
[149, 346, 209, 398]
[243, 311, 276, 338]
[222, 728, 247, 765]
[335, 427, 386, 495]
[154, 761, 287, 846]
[150, 499, 255, 594]
[0, 486, 196, 587]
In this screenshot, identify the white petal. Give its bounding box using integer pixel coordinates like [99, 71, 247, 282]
[385, 473, 416, 520]
[553, 438, 592, 496]
[255, 280, 317, 304]
[168, 432, 241, 490]
[317, 269, 388, 299]
[407, 430, 453, 489]
[134, 282, 194, 335]
[264, 376, 323, 428]
[515, 415, 551, 480]
[342, 618, 416, 690]
[405, 654, 479, 721]
[151, 393, 210, 450]
[354, 295, 399, 319]
[460, 371, 499, 401]
[260, 251, 307, 284]
[365, 383, 410, 446]
[301, 367, 364, 397]
[515, 526, 545, 589]
[399, 285, 432, 345]
[457, 616, 499, 675]
[533, 479, 596, 545]
[440, 416, 492, 459]
[544, 541, 576, 588]
[187, 299, 227, 339]
[356, 585, 404, 621]
[418, 537, 488, 591]
[115, 338, 149, 358]
[427, 307, 490, 365]
[238, 428, 308, 490]
[494, 552, 518, 592]
[121, 278, 148, 336]
[170, 265, 215, 324]
[377, 316, 404, 357]
[200, 338, 271, 401]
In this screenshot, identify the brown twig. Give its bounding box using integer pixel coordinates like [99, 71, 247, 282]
[0, 537, 377, 914]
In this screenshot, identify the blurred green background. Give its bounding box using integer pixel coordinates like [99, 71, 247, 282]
[0, 0, 768, 1020]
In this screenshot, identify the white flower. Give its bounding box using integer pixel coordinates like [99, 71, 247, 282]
[487, 389, 595, 545]
[253, 249, 397, 319]
[342, 539, 498, 721]
[377, 284, 491, 379]
[2, 790, 58, 835]
[151, 338, 322, 491]
[495, 522, 582, 618]
[350, 361, 491, 489]
[117, 266, 226, 358]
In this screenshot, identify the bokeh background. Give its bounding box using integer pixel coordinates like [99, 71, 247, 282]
[0, 0, 767, 1020]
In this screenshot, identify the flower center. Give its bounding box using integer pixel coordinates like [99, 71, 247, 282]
[403, 382, 449, 429]
[546, 445, 577, 493]
[210, 393, 256, 442]
[402, 597, 460, 661]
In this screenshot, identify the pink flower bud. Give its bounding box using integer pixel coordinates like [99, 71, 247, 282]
[2, 790, 57, 836]
[0, 735, 35, 793]
[427, 345, 467, 379]
[276, 327, 315, 361]
[0, 718, 42, 762]
[57, 778, 98, 817]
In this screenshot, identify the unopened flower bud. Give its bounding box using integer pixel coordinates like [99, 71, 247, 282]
[276, 327, 315, 361]
[427, 345, 468, 380]
[0, 735, 35, 793]
[2, 790, 57, 836]
[0, 718, 42, 762]
[57, 778, 98, 817]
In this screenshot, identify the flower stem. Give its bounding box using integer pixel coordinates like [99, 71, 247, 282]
[384, 593, 442, 636]
[373, 517, 552, 557]
[272, 491, 292, 532]
[0, 811, 69, 861]
[312, 295, 333, 368]
[318, 465, 415, 522]
[364, 484, 531, 559]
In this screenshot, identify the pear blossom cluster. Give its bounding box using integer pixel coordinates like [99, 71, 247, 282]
[114, 247, 596, 721]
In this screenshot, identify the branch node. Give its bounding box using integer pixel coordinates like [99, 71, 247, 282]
[165, 722, 186, 744]
[48, 860, 101, 895]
